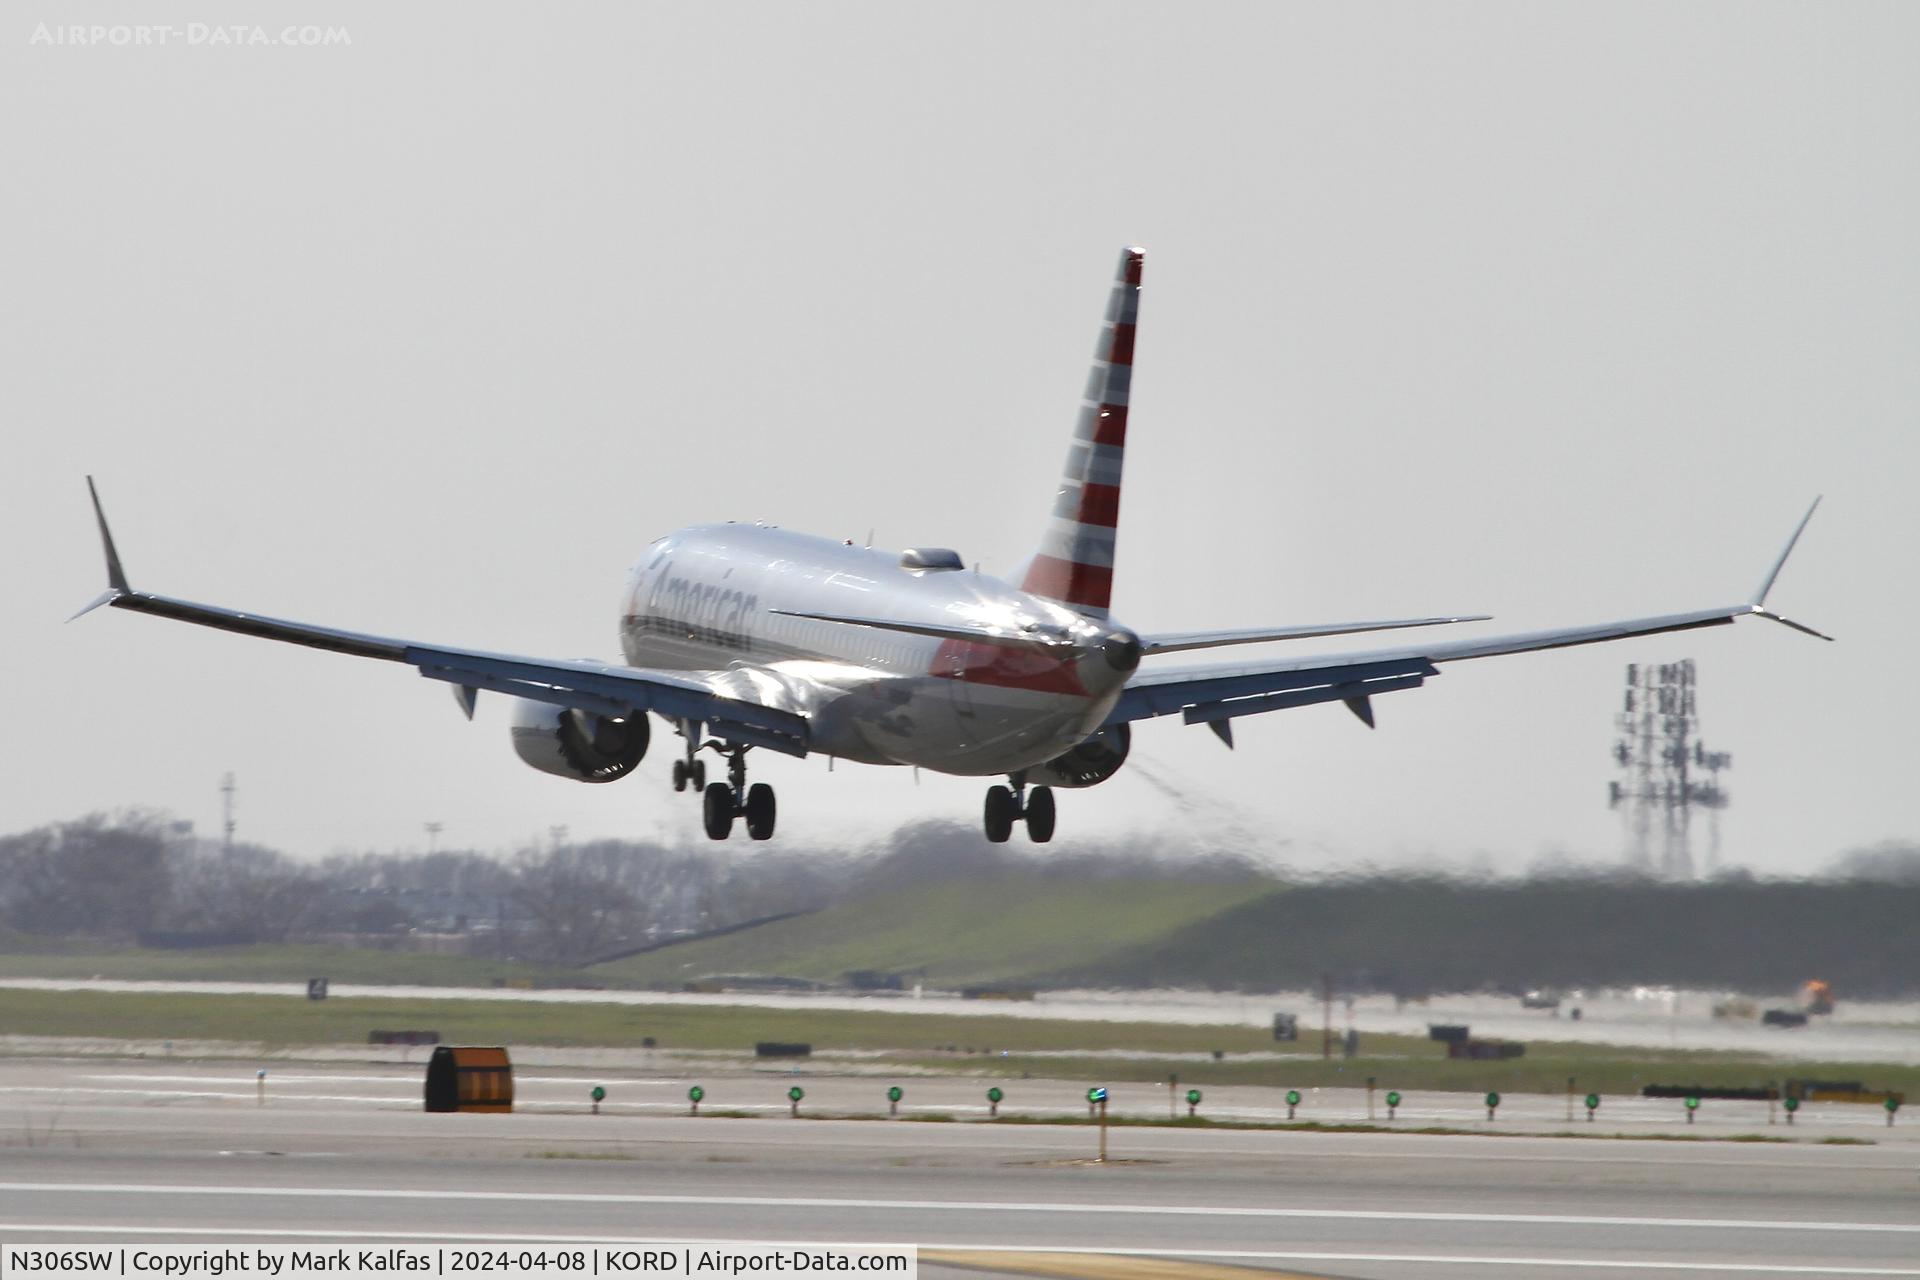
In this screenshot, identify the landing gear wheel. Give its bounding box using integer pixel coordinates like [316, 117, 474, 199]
[983, 785, 1016, 843]
[1025, 786, 1056, 843]
[672, 760, 688, 793]
[702, 782, 735, 840]
[744, 783, 777, 841]
[691, 760, 707, 792]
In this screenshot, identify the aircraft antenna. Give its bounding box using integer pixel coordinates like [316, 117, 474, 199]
[1606, 661, 1731, 878]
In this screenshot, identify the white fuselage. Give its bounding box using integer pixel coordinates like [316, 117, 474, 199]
[617, 524, 1133, 773]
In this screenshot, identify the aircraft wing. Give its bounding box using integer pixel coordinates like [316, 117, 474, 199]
[1106, 501, 1830, 741]
[1140, 613, 1491, 655]
[71, 480, 809, 757]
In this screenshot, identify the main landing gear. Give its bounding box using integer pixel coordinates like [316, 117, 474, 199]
[983, 774, 1055, 844]
[699, 744, 776, 842]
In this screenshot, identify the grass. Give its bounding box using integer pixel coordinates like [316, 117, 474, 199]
[0, 987, 1311, 1054]
[587, 877, 1271, 988]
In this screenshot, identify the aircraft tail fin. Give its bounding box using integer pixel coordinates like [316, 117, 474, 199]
[1020, 246, 1143, 619]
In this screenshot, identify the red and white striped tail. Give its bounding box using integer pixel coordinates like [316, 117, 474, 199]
[1021, 246, 1143, 619]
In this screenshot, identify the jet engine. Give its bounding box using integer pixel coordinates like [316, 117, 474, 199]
[509, 699, 650, 782]
[1028, 723, 1130, 788]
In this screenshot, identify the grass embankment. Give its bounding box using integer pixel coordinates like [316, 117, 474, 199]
[0, 876, 1270, 993]
[1054, 878, 1920, 997]
[589, 877, 1269, 988]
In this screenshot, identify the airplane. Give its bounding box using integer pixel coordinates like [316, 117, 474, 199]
[73, 247, 1830, 844]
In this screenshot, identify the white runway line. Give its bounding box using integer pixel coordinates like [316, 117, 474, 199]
[1, 1182, 1914, 1236]
[0, 1226, 1912, 1275]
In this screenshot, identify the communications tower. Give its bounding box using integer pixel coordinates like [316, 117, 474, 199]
[1607, 661, 1731, 877]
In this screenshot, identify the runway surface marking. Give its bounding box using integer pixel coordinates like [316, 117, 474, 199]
[4, 1182, 1914, 1235]
[0, 1226, 1913, 1275]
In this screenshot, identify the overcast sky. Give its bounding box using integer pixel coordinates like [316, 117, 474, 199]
[3, 2, 1912, 874]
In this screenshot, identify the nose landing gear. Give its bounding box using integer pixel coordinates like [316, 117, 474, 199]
[700, 744, 776, 841]
[983, 774, 1055, 844]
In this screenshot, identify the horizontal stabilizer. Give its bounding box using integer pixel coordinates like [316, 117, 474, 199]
[1141, 614, 1490, 655]
[769, 607, 1073, 651]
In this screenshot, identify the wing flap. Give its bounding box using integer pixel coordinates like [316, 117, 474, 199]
[768, 606, 1069, 652]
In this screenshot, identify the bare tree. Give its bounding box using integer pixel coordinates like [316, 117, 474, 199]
[164, 842, 318, 942]
[508, 844, 647, 966]
[0, 811, 170, 938]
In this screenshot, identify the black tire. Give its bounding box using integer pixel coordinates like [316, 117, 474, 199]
[692, 760, 707, 791]
[745, 783, 777, 840]
[1025, 786, 1056, 843]
[672, 760, 688, 793]
[983, 785, 1016, 843]
[702, 782, 735, 840]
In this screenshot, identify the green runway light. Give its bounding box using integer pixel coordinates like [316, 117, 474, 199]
[1186, 1089, 1201, 1105]
[1886, 1097, 1901, 1112]
[1385, 1091, 1401, 1108]
[1286, 1090, 1302, 1106]
[1685, 1096, 1700, 1110]
[888, 1086, 902, 1102]
[1485, 1092, 1500, 1108]
[688, 1086, 705, 1103]
[987, 1087, 1003, 1103]
[1087, 1087, 1108, 1103]
[789, 1086, 804, 1102]
[1586, 1093, 1600, 1110]
[1784, 1097, 1800, 1111]
[590, 1086, 605, 1102]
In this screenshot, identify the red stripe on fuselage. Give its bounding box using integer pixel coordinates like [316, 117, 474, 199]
[929, 636, 1089, 696]
[1021, 553, 1113, 612]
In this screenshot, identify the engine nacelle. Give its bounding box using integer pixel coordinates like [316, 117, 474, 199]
[509, 700, 650, 783]
[1028, 723, 1130, 788]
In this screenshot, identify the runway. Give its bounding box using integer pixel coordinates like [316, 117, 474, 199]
[2, 1060, 1916, 1277]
